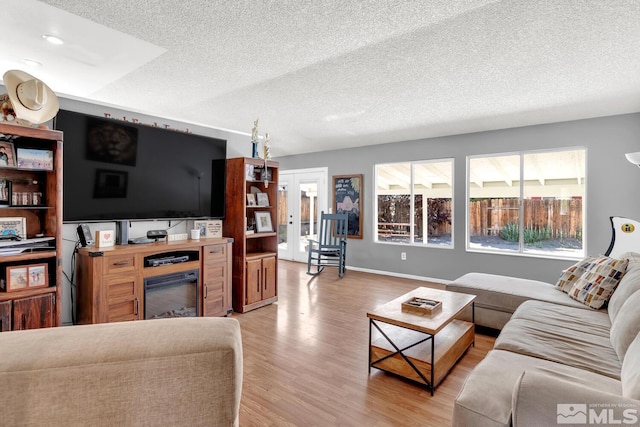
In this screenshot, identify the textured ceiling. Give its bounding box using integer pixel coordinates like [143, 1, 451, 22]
[3, 0, 640, 157]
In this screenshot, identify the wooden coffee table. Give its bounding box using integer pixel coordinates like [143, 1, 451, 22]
[367, 287, 475, 395]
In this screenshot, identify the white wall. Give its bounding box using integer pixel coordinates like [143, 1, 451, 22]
[276, 113, 640, 284]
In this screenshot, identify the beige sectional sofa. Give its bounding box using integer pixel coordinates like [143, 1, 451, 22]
[447, 272, 588, 330]
[0, 317, 243, 427]
[452, 253, 640, 427]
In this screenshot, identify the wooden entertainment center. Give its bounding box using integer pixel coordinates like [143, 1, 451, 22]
[76, 238, 232, 324]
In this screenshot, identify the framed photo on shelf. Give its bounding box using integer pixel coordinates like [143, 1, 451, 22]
[245, 164, 255, 181]
[0, 141, 16, 168]
[0, 178, 10, 205]
[193, 220, 208, 237]
[260, 168, 272, 182]
[256, 192, 269, 207]
[193, 219, 223, 238]
[27, 264, 48, 289]
[205, 220, 223, 238]
[246, 193, 257, 206]
[16, 148, 54, 170]
[254, 211, 273, 233]
[5, 266, 28, 292]
[0, 216, 26, 239]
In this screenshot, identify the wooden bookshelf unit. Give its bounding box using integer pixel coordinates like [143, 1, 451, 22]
[224, 157, 278, 313]
[0, 123, 63, 332]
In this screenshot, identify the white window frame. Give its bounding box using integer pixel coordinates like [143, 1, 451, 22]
[374, 158, 454, 248]
[466, 147, 586, 260]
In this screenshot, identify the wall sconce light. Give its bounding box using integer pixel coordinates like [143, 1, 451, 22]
[625, 152, 640, 167]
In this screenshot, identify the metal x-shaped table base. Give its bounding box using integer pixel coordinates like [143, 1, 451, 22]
[368, 319, 436, 396]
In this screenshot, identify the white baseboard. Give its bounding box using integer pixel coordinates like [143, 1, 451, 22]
[343, 265, 451, 285]
[280, 259, 451, 285]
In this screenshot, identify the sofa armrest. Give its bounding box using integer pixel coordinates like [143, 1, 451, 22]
[512, 370, 639, 427]
[0, 317, 243, 427]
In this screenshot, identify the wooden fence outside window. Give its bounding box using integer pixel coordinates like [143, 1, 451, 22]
[469, 198, 582, 238]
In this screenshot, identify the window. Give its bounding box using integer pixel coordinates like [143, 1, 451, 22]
[467, 148, 585, 258]
[375, 159, 453, 247]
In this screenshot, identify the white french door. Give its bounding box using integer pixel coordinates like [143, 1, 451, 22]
[277, 168, 328, 262]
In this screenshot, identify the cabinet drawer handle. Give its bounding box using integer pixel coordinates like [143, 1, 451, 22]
[209, 248, 222, 254]
[204, 284, 208, 299]
[113, 260, 131, 266]
[134, 298, 139, 316]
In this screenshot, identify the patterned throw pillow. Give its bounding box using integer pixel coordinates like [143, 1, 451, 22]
[567, 255, 629, 309]
[555, 256, 597, 293]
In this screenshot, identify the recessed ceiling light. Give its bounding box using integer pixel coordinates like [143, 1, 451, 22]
[323, 109, 366, 122]
[23, 58, 42, 67]
[42, 34, 64, 45]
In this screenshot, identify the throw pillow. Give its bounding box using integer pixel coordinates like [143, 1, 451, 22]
[555, 256, 596, 294]
[567, 255, 629, 309]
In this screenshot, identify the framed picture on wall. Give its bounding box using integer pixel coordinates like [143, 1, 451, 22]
[333, 174, 362, 239]
[93, 169, 128, 198]
[86, 117, 138, 166]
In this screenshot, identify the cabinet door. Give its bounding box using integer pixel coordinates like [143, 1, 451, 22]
[203, 263, 226, 316]
[262, 256, 277, 300]
[0, 300, 11, 332]
[202, 262, 229, 316]
[12, 294, 55, 330]
[106, 274, 141, 322]
[203, 244, 229, 317]
[246, 258, 263, 305]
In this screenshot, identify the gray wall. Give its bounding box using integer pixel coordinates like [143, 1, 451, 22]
[276, 113, 640, 283]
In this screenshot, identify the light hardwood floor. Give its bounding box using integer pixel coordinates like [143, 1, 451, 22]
[233, 260, 495, 427]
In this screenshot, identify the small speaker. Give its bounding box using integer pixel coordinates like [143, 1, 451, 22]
[116, 220, 130, 245]
[77, 224, 93, 247]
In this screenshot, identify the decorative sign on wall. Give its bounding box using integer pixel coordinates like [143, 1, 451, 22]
[333, 174, 363, 239]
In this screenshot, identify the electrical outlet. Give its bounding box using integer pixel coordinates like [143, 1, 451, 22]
[401, 252, 407, 261]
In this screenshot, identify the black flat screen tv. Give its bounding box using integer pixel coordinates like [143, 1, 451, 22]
[55, 110, 227, 222]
